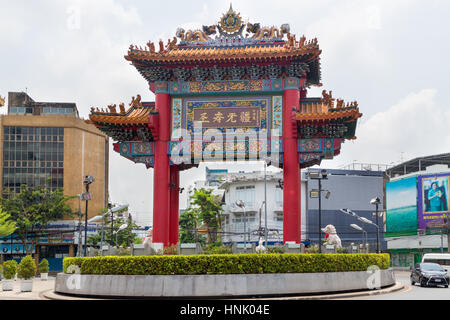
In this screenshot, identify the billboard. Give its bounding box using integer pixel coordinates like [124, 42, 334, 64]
[386, 176, 418, 233]
[418, 173, 450, 229]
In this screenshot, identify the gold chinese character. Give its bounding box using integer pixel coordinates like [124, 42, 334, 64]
[226, 112, 237, 123]
[240, 111, 251, 123]
[199, 112, 209, 123]
[213, 112, 224, 123]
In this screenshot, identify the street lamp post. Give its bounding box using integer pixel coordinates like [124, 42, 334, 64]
[264, 161, 268, 248]
[88, 215, 105, 256]
[236, 200, 247, 252]
[370, 197, 381, 253]
[108, 204, 129, 252]
[77, 194, 82, 257]
[308, 170, 329, 253]
[350, 223, 367, 250]
[340, 208, 381, 253]
[115, 224, 128, 247]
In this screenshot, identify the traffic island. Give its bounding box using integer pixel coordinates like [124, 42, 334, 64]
[55, 254, 395, 298]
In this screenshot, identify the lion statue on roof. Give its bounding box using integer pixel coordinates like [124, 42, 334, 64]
[321, 224, 342, 248]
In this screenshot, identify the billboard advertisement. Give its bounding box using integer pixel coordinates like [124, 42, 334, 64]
[418, 173, 450, 229]
[386, 176, 418, 233]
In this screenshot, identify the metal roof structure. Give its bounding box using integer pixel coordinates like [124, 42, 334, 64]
[384, 153, 450, 178]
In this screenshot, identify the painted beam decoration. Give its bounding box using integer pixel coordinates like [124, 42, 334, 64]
[297, 138, 342, 168]
[168, 78, 305, 96]
[168, 138, 283, 164]
[114, 141, 155, 168]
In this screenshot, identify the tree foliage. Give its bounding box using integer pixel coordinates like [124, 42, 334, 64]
[180, 188, 223, 244]
[87, 214, 140, 248]
[0, 184, 75, 253]
[0, 208, 17, 237]
[179, 207, 204, 245]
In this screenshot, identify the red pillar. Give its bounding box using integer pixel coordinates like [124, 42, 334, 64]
[283, 87, 301, 244]
[169, 165, 180, 246]
[153, 86, 171, 247]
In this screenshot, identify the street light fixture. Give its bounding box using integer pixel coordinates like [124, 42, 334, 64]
[339, 208, 357, 217]
[115, 223, 128, 247]
[340, 208, 380, 253]
[308, 169, 329, 253]
[350, 223, 367, 249]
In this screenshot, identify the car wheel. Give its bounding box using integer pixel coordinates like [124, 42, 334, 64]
[420, 278, 426, 287]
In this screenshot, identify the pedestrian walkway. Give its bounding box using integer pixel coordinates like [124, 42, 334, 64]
[0, 277, 55, 300]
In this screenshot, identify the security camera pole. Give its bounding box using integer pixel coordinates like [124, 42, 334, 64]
[83, 175, 94, 257]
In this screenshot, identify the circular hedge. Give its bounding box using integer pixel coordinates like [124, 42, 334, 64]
[63, 253, 390, 275]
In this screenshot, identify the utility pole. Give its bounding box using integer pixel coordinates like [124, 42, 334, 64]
[264, 161, 268, 248]
[83, 175, 94, 257]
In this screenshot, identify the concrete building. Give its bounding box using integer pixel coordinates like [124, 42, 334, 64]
[384, 153, 450, 268]
[304, 168, 385, 250]
[0, 92, 109, 270]
[219, 170, 287, 245]
[210, 165, 385, 249]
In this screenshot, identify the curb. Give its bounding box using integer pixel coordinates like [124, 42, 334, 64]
[42, 282, 406, 301]
[42, 289, 104, 300]
[256, 282, 406, 300]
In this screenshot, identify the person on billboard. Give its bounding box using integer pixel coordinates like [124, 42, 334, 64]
[428, 182, 444, 212]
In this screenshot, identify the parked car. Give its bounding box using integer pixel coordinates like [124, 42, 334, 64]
[411, 262, 449, 288]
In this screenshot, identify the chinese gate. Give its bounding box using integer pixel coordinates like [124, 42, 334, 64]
[88, 6, 362, 248]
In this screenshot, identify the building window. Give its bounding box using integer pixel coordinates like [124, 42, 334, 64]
[235, 185, 255, 207]
[275, 185, 283, 207]
[43, 107, 73, 115]
[2, 126, 64, 194]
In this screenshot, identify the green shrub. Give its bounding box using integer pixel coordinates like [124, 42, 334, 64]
[63, 253, 390, 275]
[305, 245, 319, 254]
[266, 246, 285, 254]
[203, 244, 232, 255]
[2, 260, 18, 279]
[38, 259, 49, 273]
[17, 255, 36, 279]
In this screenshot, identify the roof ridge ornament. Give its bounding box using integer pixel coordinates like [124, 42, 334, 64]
[217, 4, 245, 38]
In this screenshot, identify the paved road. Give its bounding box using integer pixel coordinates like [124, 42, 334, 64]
[348, 271, 450, 300]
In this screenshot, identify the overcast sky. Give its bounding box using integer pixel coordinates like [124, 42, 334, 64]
[1, 0, 449, 226]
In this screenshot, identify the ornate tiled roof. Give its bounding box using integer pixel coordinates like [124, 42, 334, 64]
[87, 95, 156, 141]
[126, 41, 321, 64]
[124, 6, 322, 85]
[295, 91, 362, 140]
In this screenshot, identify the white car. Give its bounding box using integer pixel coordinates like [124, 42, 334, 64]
[422, 253, 450, 275]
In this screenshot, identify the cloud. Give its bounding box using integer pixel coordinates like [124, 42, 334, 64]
[326, 88, 450, 168]
[1, 0, 450, 227]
